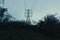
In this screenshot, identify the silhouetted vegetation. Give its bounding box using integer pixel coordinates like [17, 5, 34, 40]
[37, 14, 60, 37]
[0, 7, 14, 22]
[1, 7, 60, 40]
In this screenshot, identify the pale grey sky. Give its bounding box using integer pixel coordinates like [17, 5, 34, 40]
[3, 0, 60, 21]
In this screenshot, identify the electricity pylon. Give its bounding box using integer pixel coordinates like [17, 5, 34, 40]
[25, 9, 32, 24]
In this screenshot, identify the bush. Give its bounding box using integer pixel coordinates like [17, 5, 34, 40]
[38, 14, 60, 36]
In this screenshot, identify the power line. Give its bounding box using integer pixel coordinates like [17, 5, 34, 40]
[24, 0, 26, 10]
[24, 0, 38, 24]
[24, 0, 37, 11]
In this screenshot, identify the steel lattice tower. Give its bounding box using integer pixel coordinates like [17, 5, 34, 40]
[25, 9, 32, 24]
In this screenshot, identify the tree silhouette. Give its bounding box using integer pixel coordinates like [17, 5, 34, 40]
[0, 7, 13, 22]
[38, 14, 60, 36]
[0, 7, 7, 22]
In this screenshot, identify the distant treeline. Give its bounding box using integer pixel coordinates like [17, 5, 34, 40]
[0, 14, 60, 37]
[0, 7, 60, 38]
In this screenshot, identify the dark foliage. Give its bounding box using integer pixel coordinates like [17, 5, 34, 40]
[0, 7, 60, 40]
[37, 14, 60, 37]
[0, 7, 13, 22]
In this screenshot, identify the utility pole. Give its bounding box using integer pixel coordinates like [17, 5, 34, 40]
[0, 0, 8, 22]
[0, 0, 5, 8]
[25, 9, 32, 24]
[2, 0, 5, 8]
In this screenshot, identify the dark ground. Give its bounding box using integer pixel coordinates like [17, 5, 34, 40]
[0, 22, 60, 40]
